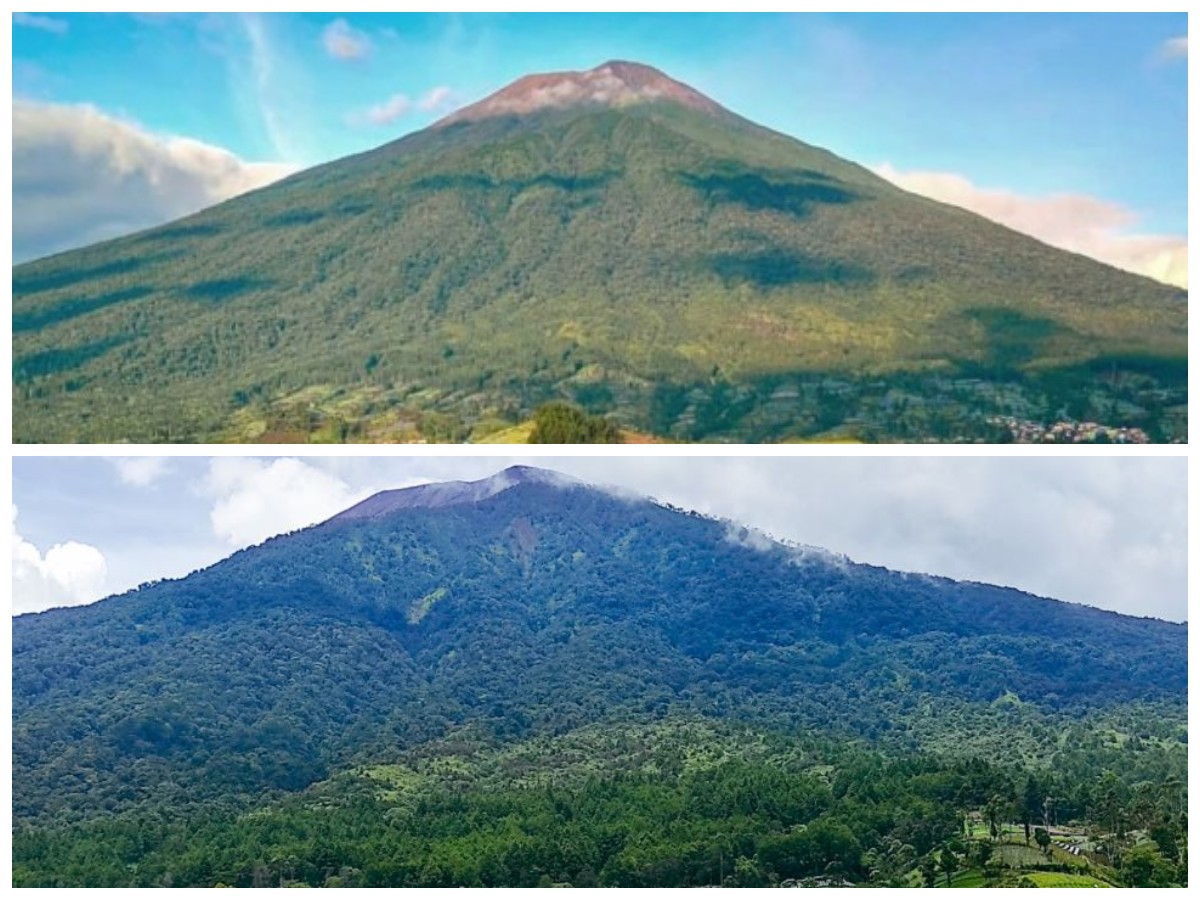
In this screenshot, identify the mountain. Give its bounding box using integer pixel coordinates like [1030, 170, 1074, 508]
[12, 61, 1187, 443]
[330, 464, 581, 519]
[13, 467, 1186, 829]
[11, 467, 1188, 886]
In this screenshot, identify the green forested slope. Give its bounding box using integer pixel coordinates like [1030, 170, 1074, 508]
[11, 471, 1188, 885]
[13, 472, 1185, 821]
[12, 66, 1187, 442]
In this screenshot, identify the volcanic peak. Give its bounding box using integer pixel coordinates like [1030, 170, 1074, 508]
[327, 466, 581, 523]
[437, 59, 726, 125]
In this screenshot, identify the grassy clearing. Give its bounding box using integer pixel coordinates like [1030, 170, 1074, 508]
[995, 843, 1049, 868]
[470, 417, 668, 444]
[472, 421, 536, 443]
[780, 434, 864, 444]
[945, 869, 987, 887]
[1024, 872, 1112, 888]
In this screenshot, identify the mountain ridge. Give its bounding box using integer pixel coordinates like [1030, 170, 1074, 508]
[327, 464, 583, 521]
[16, 466, 1184, 629]
[12, 467, 1186, 839]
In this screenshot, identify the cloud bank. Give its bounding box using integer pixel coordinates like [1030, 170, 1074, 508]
[12, 506, 108, 615]
[550, 456, 1186, 623]
[875, 163, 1187, 288]
[12, 99, 297, 263]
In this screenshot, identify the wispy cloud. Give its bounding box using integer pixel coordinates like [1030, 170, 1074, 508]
[239, 13, 290, 158]
[109, 458, 172, 488]
[232, 12, 318, 163]
[875, 164, 1187, 289]
[349, 86, 462, 126]
[1160, 35, 1187, 59]
[358, 93, 412, 125]
[13, 12, 69, 35]
[322, 18, 371, 61]
[418, 85, 461, 114]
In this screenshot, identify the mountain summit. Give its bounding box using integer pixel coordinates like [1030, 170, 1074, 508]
[12, 60, 1186, 443]
[438, 60, 728, 124]
[329, 465, 581, 521]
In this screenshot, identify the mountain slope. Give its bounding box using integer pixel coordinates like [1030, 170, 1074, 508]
[12, 467, 1186, 828]
[11, 62, 1187, 443]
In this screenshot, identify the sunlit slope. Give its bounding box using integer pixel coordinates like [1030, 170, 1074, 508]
[13, 71, 1186, 442]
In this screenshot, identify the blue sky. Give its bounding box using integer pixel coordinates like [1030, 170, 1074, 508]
[11, 456, 1188, 623]
[11, 12, 1188, 281]
[13, 12, 1187, 224]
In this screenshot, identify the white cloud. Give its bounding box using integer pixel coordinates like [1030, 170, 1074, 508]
[874, 163, 1187, 288]
[359, 93, 412, 125]
[418, 86, 461, 114]
[322, 18, 371, 61]
[12, 505, 108, 615]
[1161, 36, 1187, 59]
[349, 87, 462, 127]
[12, 99, 297, 263]
[110, 458, 171, 488]
[202, 458, 371, 547]
[13, 12, 68, 34]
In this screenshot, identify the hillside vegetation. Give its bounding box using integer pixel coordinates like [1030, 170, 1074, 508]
[12, 68, 1187, 442]
[11, 473, 1187, 886]
[13, 719, 1186, 888]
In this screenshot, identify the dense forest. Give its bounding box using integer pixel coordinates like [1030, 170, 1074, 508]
[12, 469, 1187, 886]
[12, 720, 1187, 888]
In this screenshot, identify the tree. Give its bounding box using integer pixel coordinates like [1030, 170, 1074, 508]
[1092, 771, 1129, 840]
[528, 402, 622, 443]
[1148, 822, 1180, 862]
[731, 856, 769, 888]
[973, 841, 993, 870]
[920, 855, 938, 888]
[939, 848, 958, 886]
[984, 795, 1006, 841]
[1021, 776, 1041, 843]
[1033, 827, 1051, 858]
[1119, 843, 1176, 888]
